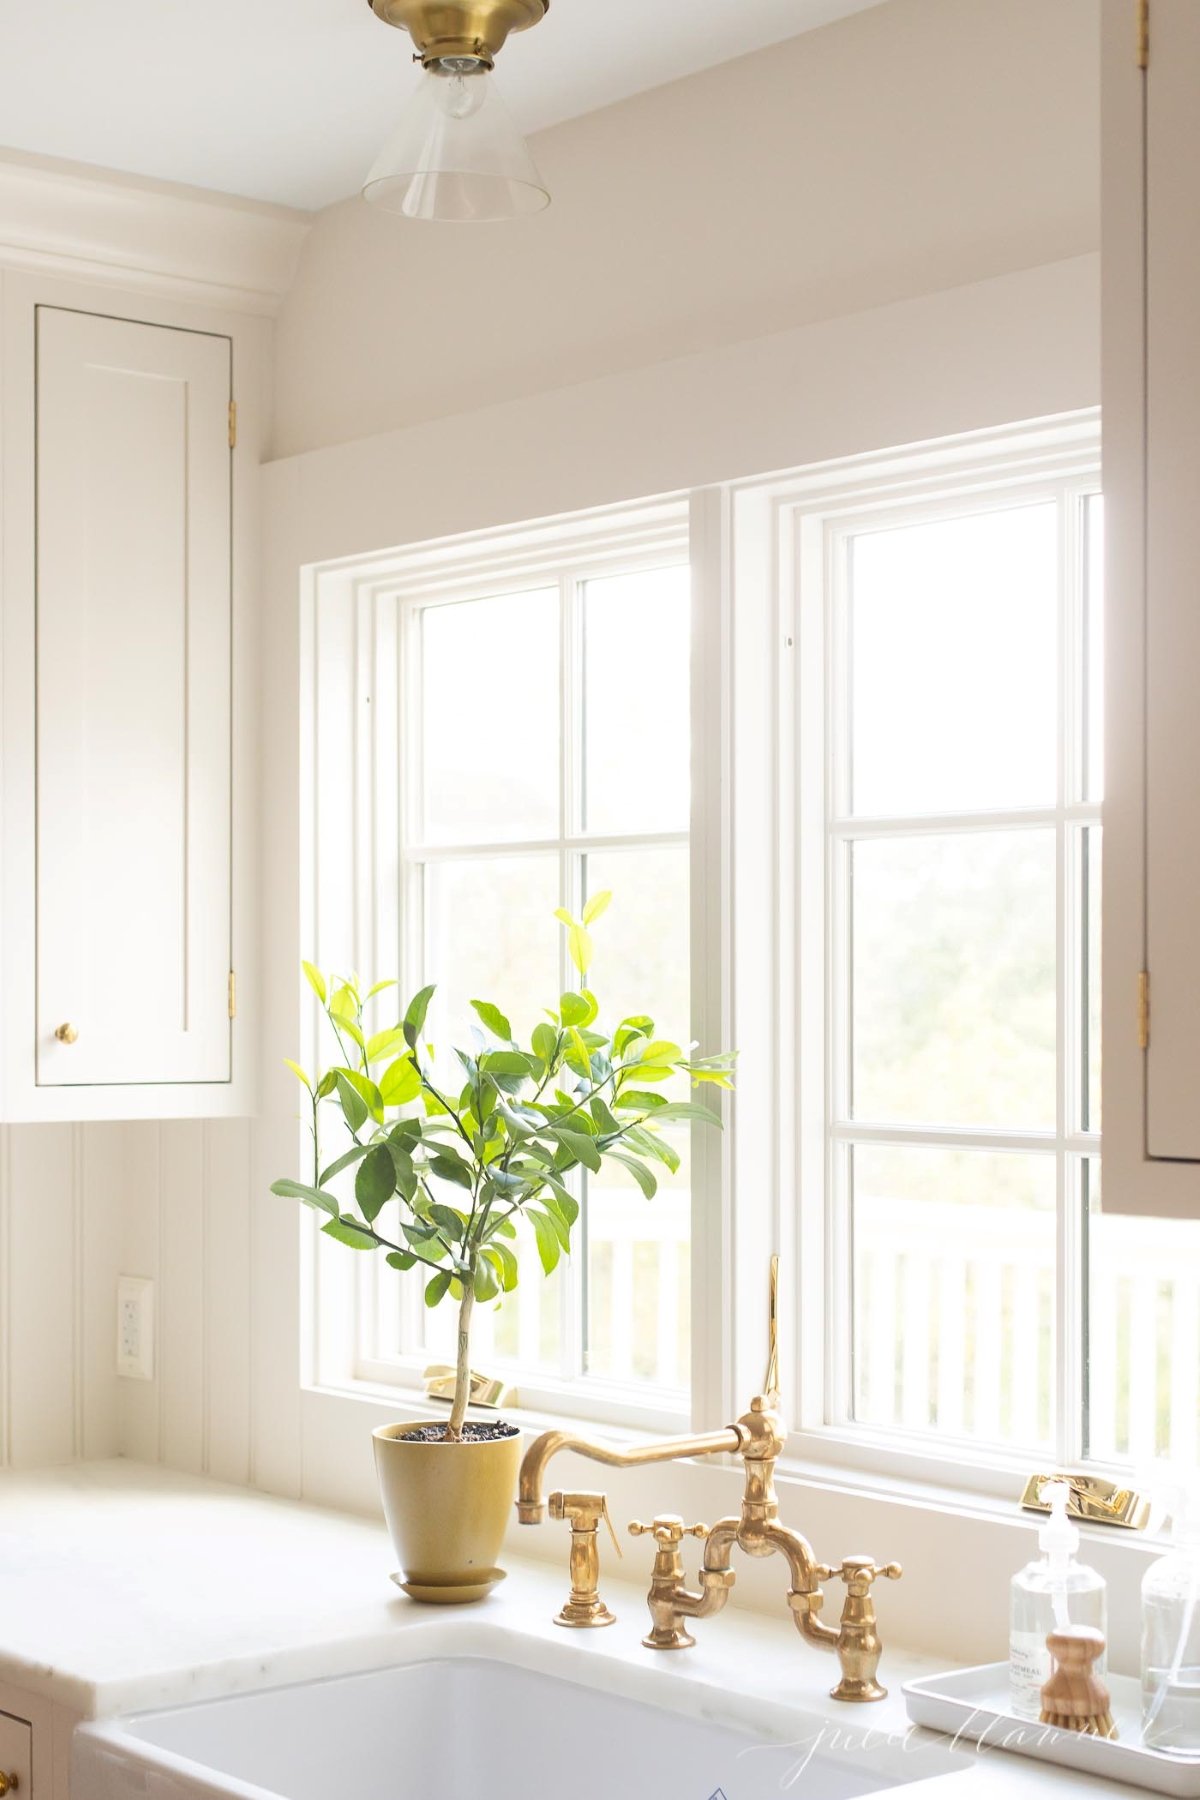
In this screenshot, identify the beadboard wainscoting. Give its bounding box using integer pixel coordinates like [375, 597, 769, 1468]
[0, 1120, 262, 1483]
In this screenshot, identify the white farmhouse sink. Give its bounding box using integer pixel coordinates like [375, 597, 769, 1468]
[74, 1639, 971, 1800]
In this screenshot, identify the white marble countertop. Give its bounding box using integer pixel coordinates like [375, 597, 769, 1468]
[0, 1461, 1157, 1798]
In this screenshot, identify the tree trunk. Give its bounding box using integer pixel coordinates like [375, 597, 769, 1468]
[446, 1278, 476, 1441]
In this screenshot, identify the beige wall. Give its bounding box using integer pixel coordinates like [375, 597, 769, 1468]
[272, 0, 1099, 459]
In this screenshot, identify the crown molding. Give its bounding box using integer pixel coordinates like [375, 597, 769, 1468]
[0, 152, 310, 314]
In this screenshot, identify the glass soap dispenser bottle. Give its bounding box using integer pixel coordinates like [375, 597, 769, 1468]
[1010, 1479, 1107, 1720]
[1142, 1480, 1200, 1754]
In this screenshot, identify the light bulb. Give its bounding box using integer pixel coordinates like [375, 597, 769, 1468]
[363, 54, 550, 222]
[430, 57, 489, 122]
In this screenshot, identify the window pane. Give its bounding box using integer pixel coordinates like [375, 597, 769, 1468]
[424, 1213, 566, 1379]
[582, 842, 691, 1390]
[420, 589, 559, 843]
[582, 566, 689, 834]
[582, 843, 690, 1043]
[584, 1134, 690, 1392]
[1084, 496, 1105, 803]
[848, 505, 1058, 816]
[423, 854, 560, 1062]
[1086, 1164, 1200, 1467]
[852, 1144, 1055, 1449]
[850, 830, 1057, 1130]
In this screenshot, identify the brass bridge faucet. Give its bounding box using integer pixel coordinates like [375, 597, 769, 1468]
[517, 1258, 903, 1701]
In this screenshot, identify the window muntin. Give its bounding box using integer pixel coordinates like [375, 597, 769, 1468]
[354, 530, 694, 1426]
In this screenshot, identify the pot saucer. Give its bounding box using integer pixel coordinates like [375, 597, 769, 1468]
[391, 1567, 508, 1605]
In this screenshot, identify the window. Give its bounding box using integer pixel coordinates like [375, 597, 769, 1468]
[304, 500, 700, 1428]
[775, 419, 1200, 1481]
[306, 419, 1199, 1481]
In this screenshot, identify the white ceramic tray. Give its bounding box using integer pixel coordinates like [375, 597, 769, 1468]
[903, 1661, 1200, 1797]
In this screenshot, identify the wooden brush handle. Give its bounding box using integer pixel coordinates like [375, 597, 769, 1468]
[1039, 1625, 1117, 1738]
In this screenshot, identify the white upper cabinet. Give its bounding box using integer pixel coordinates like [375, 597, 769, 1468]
[36, 309, 234, 1089]
[1102, 0, 1200, 1214]
[0, 267, 263, 1122]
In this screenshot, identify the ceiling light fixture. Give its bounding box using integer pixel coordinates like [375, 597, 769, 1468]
[363, 0, 551, 222]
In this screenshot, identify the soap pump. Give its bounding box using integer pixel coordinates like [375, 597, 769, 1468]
[1010, 1479, 1107, 1720]
[1141, 1476, 1200, 1754]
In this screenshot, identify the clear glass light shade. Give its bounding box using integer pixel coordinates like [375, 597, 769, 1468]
[363, 65, 549, 222]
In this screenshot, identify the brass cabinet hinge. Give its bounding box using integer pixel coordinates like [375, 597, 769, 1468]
[1137, 0, 1149, 68]
[228, 970, 237, 1020]
[228, 400, 238, 449]
[1137, 970, 1150, 1050]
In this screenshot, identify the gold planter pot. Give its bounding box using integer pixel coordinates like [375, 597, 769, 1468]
[373, 1421, 522, 1604]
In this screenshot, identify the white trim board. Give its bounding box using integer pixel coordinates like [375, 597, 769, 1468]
[0, 152, 309, 315]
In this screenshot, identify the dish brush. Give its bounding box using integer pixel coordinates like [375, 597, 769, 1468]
[1039, 1625, 1118, 1739]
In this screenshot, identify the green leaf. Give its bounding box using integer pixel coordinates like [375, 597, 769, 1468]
[541, 1185, 580, 1231]
[355, 1144, 397, 1221]
[271, 1178, 338, 1218]
[473, 1258, 500, 1302]
[480, 1050, 536, 1077]
[425, 1270, 452, 1307]
[567, 922, 593, 977]
[613, 1088, 668, 1112]
[365, 978, 398, 1001]
[604, 1150, 658, 1198]
[284, 1058, 312, 1092]
[322, 1215, 378, 1250]
[529, 1207, 562, 1275]
[301, 961, 327, 1004]
[403, 984, 436, 1049]
[638, 1099, 724, 1128]
[553, 906, 576, 927]
[554, 1126, 601, 1172]
[380, 1054, 421, 1107]
[319, 1141, 373, 1185]
[366, 1025, 406, 1064]
[563, 1030, 592, 1080]
[470, 999, 513, 1042]
[388, 1143, 418, 1200]
[627, 1125, 681, 1174]
[337, 1017, 367, 1055]
[429, 1151, 473, 1191]
[639, 1039, 683, 1066]
[429, 1203, 466, 1242]
[386, 1249, 417, 1272]
[582, 888, 612, 926]
[559, 991, 590, 1028]
[591, 1097, 621, 1136]
[335, 1068, 383, 1131]
[531, 1022, 560, 1069]
[315, 1069, 338, 1100]
[483, 1242, 519, 1292]
[329, 983, 358, 1022]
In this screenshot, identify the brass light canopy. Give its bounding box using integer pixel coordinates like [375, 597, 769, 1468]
[367, 0, 550, 70]
[363, 0, 551, 221]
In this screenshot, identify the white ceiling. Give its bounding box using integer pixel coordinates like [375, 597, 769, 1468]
[0, 0, 890, 213]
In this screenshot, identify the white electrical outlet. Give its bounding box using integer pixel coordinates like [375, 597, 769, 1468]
[116, 1275, 155, 1381]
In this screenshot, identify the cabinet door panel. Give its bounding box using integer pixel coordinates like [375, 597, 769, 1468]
[36, 308, 231, 1087]
[0, 1711, 32, 1796]
[1144, 2, 1200, 1160]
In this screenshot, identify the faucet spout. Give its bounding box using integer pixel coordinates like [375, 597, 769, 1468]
[517, 1425, 742, 1523]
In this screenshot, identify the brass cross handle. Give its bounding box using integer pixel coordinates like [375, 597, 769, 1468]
[0, 1771, 20, 1794]
[629, 1515, 709, 1546]
[820, 1555, 903, 1593]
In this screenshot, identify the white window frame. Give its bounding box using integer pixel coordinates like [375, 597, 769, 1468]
[726, 412, 1115, 1500]
[300, 495, 730, 1435]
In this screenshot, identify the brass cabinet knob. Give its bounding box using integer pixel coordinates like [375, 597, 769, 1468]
[54, 1022, 79, 1044]
[0, 1771, 20, 1794]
